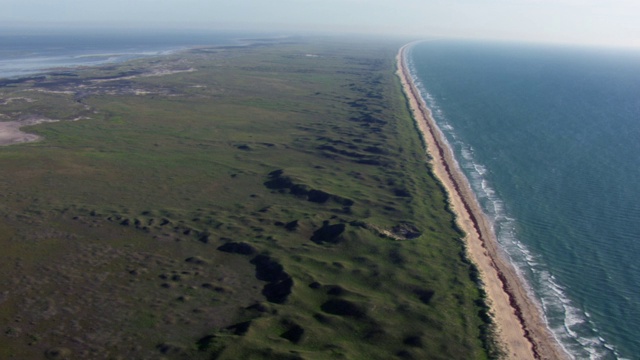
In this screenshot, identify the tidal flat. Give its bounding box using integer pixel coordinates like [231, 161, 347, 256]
[0, 37, 496, 359]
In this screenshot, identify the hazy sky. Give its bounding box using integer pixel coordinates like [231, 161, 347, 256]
[3, 0, 640, 48]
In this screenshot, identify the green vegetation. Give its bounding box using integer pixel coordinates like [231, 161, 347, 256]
[0, 37, 496, 359]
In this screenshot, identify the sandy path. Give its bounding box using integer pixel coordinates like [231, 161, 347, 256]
[397, 44, 569, 360]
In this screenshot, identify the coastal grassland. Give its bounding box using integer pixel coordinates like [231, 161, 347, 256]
[0, 37, 494, 359]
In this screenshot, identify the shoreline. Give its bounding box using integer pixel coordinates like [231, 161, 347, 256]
[0, 36, 287, 83]
[397, 43, 569, 360]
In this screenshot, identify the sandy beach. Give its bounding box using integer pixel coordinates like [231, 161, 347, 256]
[397, 44, 569, 360]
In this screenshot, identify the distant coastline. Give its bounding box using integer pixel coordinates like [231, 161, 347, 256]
[0, 32, 289, 147]
[397, 43, 569, 360]
[0, 30, 282, 80]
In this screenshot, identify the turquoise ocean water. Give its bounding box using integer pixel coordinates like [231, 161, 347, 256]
[409, 41, 640, 359]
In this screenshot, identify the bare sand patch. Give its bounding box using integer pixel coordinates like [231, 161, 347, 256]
[90, 68, 196, 84]
[0, 97, 36, 106]
[397, 44, 569, 360]
[0, 116, 59, 146]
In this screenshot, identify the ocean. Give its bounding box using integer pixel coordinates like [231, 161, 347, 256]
[408, 40, 640, 359]
[0, 29, 255, 79]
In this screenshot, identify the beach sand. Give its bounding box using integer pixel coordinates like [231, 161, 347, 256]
[397, 44, 569, 360]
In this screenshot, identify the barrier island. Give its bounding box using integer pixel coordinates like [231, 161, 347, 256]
[1, 36, 500, 359]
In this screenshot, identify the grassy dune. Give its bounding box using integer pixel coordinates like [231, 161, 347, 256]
[0, 37, 496, 359]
